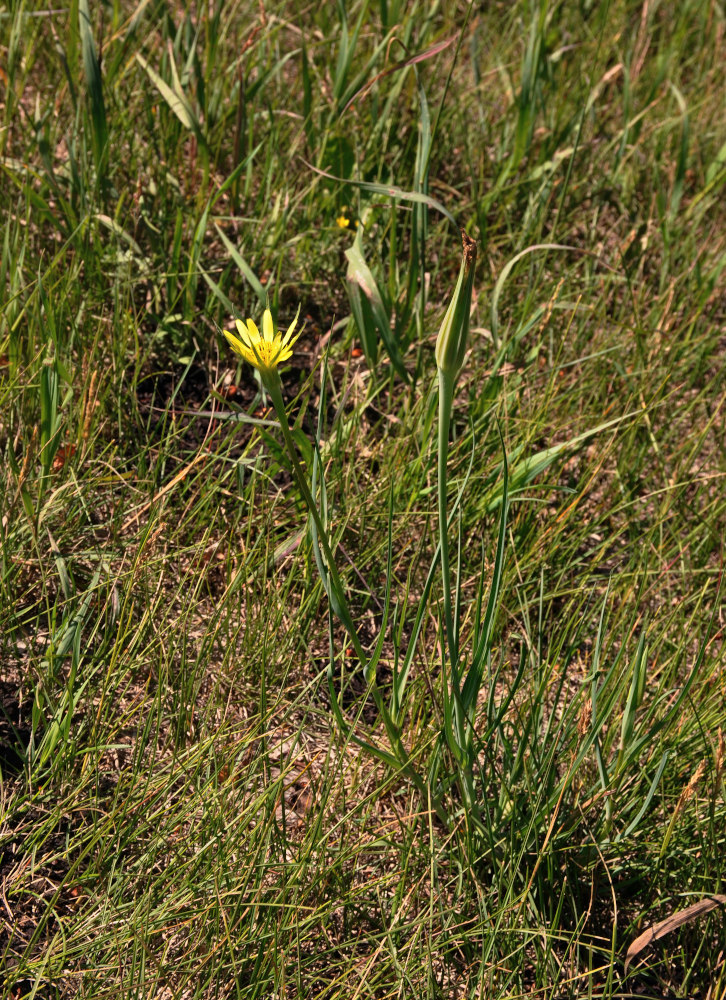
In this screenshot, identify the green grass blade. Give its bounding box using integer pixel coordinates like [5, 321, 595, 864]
[78, 0, 108, 181]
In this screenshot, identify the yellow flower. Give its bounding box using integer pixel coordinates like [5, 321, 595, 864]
[223, 308, 300, 377]
[336, 212, 350, 229]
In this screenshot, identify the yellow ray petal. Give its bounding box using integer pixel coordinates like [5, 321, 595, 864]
[262, 309, 275, 342]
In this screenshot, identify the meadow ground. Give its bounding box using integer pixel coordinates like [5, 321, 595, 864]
[1, 1, 725, 997]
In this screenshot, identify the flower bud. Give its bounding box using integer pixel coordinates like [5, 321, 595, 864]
[435, 231, 477, 379]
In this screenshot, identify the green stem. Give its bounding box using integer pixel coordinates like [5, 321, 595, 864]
[437, 367, 457, 668]
[438, 367, 473, 805]
[264, 374, 367, 657]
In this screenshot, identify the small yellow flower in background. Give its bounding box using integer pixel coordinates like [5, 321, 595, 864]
[224, 307, 300, 378]
[336, 212, 350, 229]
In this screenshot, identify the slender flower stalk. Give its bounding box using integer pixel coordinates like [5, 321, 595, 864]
[224, 307, 364, 656]
[261, 375, 363, 646]
[433, 233, 478, 814]
[438, 370, 458, 666]
[436, 232, 477, 675]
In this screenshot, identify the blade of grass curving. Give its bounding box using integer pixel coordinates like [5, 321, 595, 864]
[136, 52, 206, 152]
[345, 241, 380, 369]
[214, 224, 266, 308]
[490, 243, 580, 351]
[200, 265, 238, 318]
[93, 212, 145, 256]
[617, 751, 670, 841]
[213, 140, 263, 203]
[618, 631, 648, 763]
[342, 35, 456, 114]
[303, 159, 458, 228]
[482, 643, 527, 744]
[244, 51, 298, 104]
[334, 9, 399, 114]
[484, 410, 640, 511]
[345, 229, 409, 382]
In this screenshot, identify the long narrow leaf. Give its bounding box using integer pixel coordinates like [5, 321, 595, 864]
[463, 423, 509, 712]
[214, 224, 267, 307]
[484, 409, 641, 511]
[78, 0, 108, 178]
[345, 229, 409, 382]
[136, 52, 206, 149]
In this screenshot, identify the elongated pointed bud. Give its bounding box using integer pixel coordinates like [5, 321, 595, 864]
[435, 231, 477, 379]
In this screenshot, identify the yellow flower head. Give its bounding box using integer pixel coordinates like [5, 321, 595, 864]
[336, 212, 351, 229]
[224, 307, 300, 377]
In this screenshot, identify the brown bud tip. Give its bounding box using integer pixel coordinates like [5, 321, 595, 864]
[461, 230, 477, 267]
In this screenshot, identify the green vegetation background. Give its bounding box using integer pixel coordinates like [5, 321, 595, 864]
[1, 0, 724, 997]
